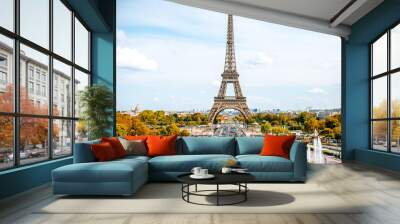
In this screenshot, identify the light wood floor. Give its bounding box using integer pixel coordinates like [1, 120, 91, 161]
[1, 162, 400, 224]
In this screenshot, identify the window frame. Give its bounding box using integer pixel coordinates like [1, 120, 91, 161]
[0, 0, 92, 171]
[370, 21, 400, 154]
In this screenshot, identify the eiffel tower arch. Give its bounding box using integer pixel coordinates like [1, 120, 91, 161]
[208, 14, 251, 123]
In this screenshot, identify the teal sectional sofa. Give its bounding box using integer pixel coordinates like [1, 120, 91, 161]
[52, 137, 307, 196]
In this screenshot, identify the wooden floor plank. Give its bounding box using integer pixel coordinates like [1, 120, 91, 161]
[1, 163, 400, 224]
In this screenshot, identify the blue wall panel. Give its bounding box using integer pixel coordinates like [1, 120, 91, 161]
[92, 32, 115, 135]
[343, 43, 370, 160]
[344, 0, 400, 170]
[0, 158, 72, 199]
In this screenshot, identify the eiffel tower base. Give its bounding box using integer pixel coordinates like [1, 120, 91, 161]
[208, 99, 251, 123]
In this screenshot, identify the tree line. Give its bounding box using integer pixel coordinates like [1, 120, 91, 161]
[116, 109, 342, 140]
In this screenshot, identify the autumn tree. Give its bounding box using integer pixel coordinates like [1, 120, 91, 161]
[0, 85, 49, 151]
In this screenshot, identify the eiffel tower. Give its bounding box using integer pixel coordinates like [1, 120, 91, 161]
[208, 14, 251, 123]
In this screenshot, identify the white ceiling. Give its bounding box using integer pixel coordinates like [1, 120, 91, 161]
[166, 0, 384, 38]
[228, 0, 352, 21]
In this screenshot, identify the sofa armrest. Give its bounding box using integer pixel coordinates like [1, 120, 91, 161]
[73, 140, 100, 163]
[289, 141, 307, 182]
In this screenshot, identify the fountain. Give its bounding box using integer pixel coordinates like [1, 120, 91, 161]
[312, 129, 324, 163]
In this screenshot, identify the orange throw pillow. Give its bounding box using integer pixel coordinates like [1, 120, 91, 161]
[101, 137, 127, 158]
[91, 142, 117, 162]
[260, 135, 296, 159]
[146, 135, 177, 157]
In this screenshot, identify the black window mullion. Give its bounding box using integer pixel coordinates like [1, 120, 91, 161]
[388, 30, 392, 152]
[13, 0, 20, 167]
[370, 45, 373, 149]
[48, 0, 54, 160]
[0, 0, 87, 171]
[71, 9, 76, 154]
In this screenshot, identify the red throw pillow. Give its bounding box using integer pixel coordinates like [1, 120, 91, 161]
[101, 137, 127, 158]
[91, 142, 117, 161]
[146, 135, 177, 157]
[260, 135, 296, 159]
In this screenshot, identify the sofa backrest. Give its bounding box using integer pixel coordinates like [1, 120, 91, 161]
[73, 139, 100, 163]
[235, 136, 264, 155]
[179, 137, 236, 155]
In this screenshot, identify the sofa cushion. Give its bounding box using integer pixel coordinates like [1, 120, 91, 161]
[73, 140, 100, 163]
[119, 138, 147, 156]
[91, 142, 118, 162]
[147, 135, 177, 157]
[181, 137, 235, 155]
[101, 137, 127, 158]
[149, 154, 235, 172]
[53, 159, 147, 183]
[236, 137, 264, 155]
[125, 135, 148, 141]
[236, 155, 293, 172]
[116, 155, 150, 163]
[260, 135, 296, 159]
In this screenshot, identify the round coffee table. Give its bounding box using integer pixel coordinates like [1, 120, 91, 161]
[177, 173, 255, 206]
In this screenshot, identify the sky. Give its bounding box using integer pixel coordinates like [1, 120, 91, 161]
[116, 0, 341, 112]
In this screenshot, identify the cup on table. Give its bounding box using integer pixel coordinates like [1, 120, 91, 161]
[221, 167, 232, 174]
[200, 169, 208, 176]
[191, 167, 202, 176]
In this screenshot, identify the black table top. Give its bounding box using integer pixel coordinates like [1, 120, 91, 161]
[177, 172, 255, 185]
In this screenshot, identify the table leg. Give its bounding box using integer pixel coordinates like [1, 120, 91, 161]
[187, 184, 190, 202]
[195, 184, 198, 192]
[217, 184, 219, 206]
[245, 183, 247, 201]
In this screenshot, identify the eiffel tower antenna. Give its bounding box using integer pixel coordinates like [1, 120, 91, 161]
[208, 14, 251, 123]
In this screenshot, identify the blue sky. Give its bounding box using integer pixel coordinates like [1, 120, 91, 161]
[116, 0, 341, 112]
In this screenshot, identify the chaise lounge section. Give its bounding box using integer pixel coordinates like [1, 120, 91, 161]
[52, 137, 307, 196]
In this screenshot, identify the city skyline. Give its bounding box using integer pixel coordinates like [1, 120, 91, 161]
[117, 0, 341, 112]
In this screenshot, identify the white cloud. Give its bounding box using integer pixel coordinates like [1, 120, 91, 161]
[247, 52, 273, 66]
[117, 46, 158, 71]
[307, 88, 326, 94]
[153, 97, 159, 101]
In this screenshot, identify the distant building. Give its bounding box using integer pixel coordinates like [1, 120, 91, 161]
[0, 41, 78, 147]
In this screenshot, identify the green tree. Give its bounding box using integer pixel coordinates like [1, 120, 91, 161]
[261, 121, 272, 134]
[79, 84, 113, 139]
[304, 117, 320, 132]
[166, 123, 180, 135]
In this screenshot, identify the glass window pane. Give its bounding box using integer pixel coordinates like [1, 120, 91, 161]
[75, 18, 89, 70]
[0, 34, 14, 112]
[53, 119, 72, 157]
[53, 59, 72, 117]
[372, 77, 387, 119]
[372, 33, 387, 76]
[20, 0, 49, 49]
[75, 120, 88, 143]
[0, 116, 14, 170]
[391, 120, 400, 153]
[392, 24, 400, 70]
[391, 72, 400, 118]
[53, 0, 72, 60]
[20, 44, 49, 115]
[74, 69, 89, 118]
[20, 117, 49, 165]
[372, 121, 388, 151]
[0, 0, 14, 31]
